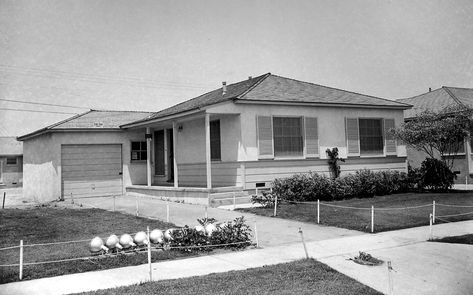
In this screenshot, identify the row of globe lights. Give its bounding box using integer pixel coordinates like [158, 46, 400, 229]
[89, 223, 221, 253]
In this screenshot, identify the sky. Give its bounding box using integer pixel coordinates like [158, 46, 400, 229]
[1, 0, 472, 136]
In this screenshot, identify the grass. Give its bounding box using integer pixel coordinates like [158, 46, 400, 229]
[239, 192, 473, 232]
[79, 259, 381, 295]
[0, 206, 198, 284]
[431, 234, 473, 245]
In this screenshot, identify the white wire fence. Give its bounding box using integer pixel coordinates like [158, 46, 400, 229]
[270, 196, 473, 233]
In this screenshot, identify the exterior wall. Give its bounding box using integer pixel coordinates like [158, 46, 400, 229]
[407, 146, 473, 185]
[0, 156, 23, 185]
[23, 130, 147, 202]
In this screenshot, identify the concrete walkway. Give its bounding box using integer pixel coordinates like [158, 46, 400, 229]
[77, 194, 363, 247]
[1, 220, 471, 295]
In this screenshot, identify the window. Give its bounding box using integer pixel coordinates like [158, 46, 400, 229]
[131, 141, 147, 161]
[273, 117, 303, 157]
[6, 157, 17, 165]
[210, 120, 221, 161]
[359, 119, 384, 155]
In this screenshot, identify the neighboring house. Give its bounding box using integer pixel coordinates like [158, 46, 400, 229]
[19, 73, 411, 203]
[0, 137, 23, 186]
[398, 86, 473, 186]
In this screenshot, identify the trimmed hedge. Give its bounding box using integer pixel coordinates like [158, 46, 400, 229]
[271, 170, 412, 202]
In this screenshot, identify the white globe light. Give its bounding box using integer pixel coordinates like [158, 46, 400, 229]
[90, 237, 107, 253]
[105, 234, 121, 249]
[164, 229, 173, 241]
[134, 231, 148, 246]
[150, 229, 164, 244]
[205, 223, 217, 236]
[119, 234, 135, 248]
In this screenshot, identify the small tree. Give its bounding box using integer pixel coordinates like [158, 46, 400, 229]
[393, 105, 473, 169]
[326, 147, 345, 179]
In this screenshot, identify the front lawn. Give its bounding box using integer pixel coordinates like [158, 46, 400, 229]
[240, 192, 473, 232]
[431, 234, 473, 245]
[0, 206, 196, 283]
[79, 259, 381, 295]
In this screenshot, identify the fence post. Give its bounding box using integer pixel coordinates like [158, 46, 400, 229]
[70, 192, 74, 204]
[135, 196, 139, 216]
[371, 206, 374, 233]
[429, 213, 433, 240]
[2, 192, 5, 209]
[273, 195, 278, 217]
[298, 228, 309, 259]
[254, 221, 259, 248]
[205, 206, 208, 219]
[19, 240, 23, 280]
[233, 192, 236, 210]
[147, 226, 152, 281]
[166, 202, 170, 223]
[317, 199, 320, 224]
[113, 195, 116, 212]
[432, 201, 436, 224]
[387, 261, 394, 295]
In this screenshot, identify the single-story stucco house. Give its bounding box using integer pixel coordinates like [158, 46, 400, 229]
[0, 137, 23, 186]
[398, 86, 473, 187]
[19, 73, 411, 204]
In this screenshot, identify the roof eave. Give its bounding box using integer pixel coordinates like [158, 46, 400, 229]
[121, 108, 205, 129]
[18, 128, 122, 141]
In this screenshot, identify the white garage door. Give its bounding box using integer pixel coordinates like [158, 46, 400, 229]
[61, 144, 123, 199]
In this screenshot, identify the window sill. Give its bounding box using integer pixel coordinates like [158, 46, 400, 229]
[274, 156, 305, 160]
[359, 154, 385, 158]
[131, 160, 147, 164]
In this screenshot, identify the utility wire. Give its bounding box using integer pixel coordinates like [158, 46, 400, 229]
[0, 108, 78, 115]
[0, 64, 216, 88]
[0, 98, 89, 109]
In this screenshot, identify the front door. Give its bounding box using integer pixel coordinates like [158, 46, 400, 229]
[167, 128, 174, 182]
[154, 130, 165, 176]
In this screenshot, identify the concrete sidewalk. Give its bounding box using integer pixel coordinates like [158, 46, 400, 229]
[1, 220, 471, 295]
[78, 195, 363, 247]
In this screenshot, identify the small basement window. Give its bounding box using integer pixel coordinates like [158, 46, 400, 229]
[6, 157, 17, 165]
[131, 141, 147, 161]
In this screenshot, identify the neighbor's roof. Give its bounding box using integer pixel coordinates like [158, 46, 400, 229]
[398, 86, 473, 119]
[18, 110, 153, 141]
[123, 73, 410, 127]
[0, 137, 23, 155]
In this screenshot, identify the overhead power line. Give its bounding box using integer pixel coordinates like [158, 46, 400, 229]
[0, 64, 216, 90]
[0, 98, 90, 109]
[0, 108, 78, 115]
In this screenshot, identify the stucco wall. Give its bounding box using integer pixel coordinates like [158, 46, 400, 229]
[23, 130, 147, 202]
[209, 103, 406, 161]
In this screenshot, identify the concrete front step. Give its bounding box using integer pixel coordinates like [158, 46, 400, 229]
[209, 191, 252, 207]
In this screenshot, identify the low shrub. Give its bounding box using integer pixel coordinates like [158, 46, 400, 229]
[271, 169, 413, 202]
[251, 191, 276, 208]
[419, 158, 455, 191]
[169, 216, 252, 251]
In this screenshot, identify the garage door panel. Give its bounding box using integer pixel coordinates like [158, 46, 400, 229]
[62, 163, 123, 172]
[62, 145, 122, 154]
[63, 158, 122, 166]
[62, 152, 122, 161]
[61, 144, 123, 198]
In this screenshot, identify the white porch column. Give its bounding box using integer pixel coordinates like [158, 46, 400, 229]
[205, 113, 212, 189]
[146, 127, 152, 187]
[172, 122, 178, 188]
[467, 136, 473, 176]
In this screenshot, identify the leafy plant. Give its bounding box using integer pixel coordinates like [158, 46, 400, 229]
[251, 191, 276, 208]
[326, 147, 345, 179]
[419, 158, 455, 191]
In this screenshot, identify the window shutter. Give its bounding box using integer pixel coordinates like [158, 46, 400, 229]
[304, 117, 319, 157]
[345, 118, 360, 156]
[257, 116, 274, 159]
[384, 119, 397, 155]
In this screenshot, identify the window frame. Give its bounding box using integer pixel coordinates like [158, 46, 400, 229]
[358, 118, 385, 157]
[6, 156, 17, 166]
[130, 141, 147, 162]
[272, 116, 304, 159]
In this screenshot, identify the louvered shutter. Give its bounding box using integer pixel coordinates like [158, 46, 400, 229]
[304, 117, 319, 157]
[257, 116, 274, 159]
[384, 119, 397, 155]
[346, 118, 360, 156]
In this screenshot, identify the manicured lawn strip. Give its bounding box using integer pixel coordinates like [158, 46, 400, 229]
[431, 234, 473, 245]
[239, 192, 473, 232]
[0, 207, 195, 283]
[79, 259, 381, 295]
